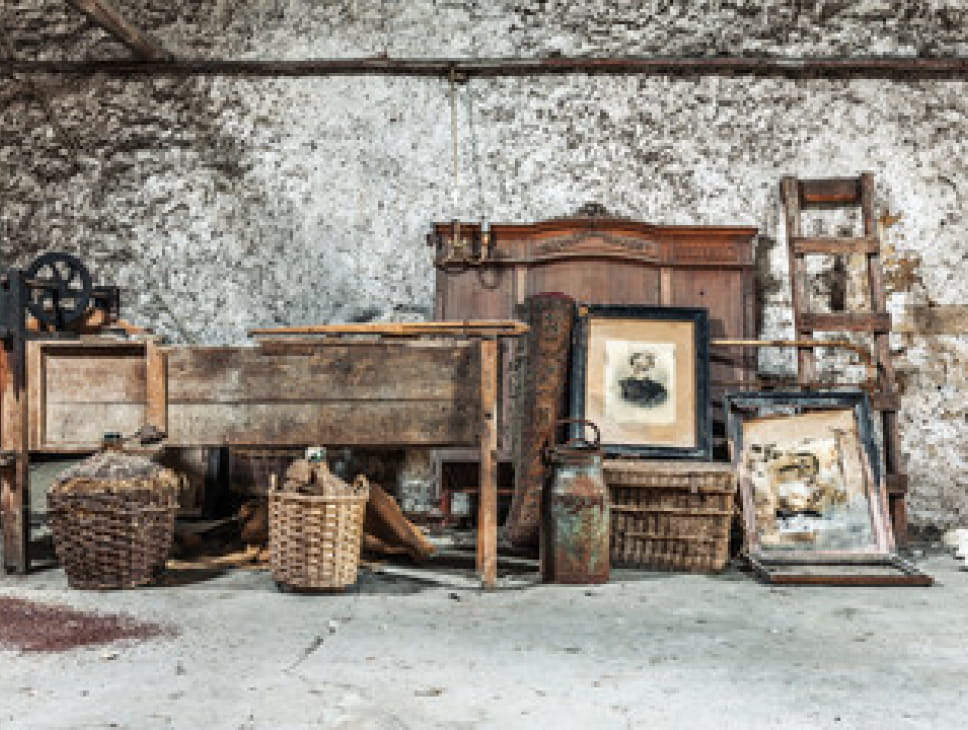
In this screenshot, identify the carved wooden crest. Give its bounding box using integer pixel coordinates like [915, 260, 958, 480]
[533, 232, 661, 260]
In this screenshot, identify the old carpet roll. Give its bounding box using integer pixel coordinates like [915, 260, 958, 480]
[505, 293, 575, 547]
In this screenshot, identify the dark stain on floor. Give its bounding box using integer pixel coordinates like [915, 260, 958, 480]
[0, 596, 173, 653]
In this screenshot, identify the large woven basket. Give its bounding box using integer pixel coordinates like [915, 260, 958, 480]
[269, 491, 368, 590]
[48, 485, 178, 590]
[605, 460, 736, 573]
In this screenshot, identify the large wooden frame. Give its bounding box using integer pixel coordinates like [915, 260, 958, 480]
[2, 324, 522, 588]
[571, 305, 711, 459]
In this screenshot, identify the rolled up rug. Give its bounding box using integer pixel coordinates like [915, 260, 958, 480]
[505, 292, 575, 547]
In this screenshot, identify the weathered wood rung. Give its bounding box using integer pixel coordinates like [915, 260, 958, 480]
[871, 391, 901, 411]
[791, 236, 879, 255]
[798, 178, 862, 206]
[798, 311, 892, 333]
[886, 474, 909, 494]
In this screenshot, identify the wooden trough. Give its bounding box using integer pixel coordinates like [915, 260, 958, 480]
[1, 321, 526, 588]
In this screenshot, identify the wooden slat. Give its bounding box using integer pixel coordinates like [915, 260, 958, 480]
[871, 391, 901, 411]
[165, 344, 478, 403]
[248, 320, 528, 338]
[26, 342, 43, 451]
[165, 401, 479, 446]
[477, 337, 499, 589]
[886, 474, 909, 493]
[797, 178, 861, 206]
[798, 311, 892, 333]
[791, 236, 879, 255]
[145, 338, 168, 432]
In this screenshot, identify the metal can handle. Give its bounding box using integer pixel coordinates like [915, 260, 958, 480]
[555, 418, 601, 449]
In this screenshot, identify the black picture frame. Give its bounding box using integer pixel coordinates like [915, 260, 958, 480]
[570, 305, 711, 459]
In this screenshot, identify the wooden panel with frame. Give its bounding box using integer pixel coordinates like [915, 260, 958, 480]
[725, 391, 931, 586]
[571, 305, 711, 459]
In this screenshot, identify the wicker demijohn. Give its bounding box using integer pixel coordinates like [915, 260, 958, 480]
[47, 451, 180, 590]
[269, 462, 369, 591]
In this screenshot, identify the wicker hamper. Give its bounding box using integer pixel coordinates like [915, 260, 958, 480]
[269, 490, 368, 591]
[47, 452, 180, 590]
[604, 460, 736, 572]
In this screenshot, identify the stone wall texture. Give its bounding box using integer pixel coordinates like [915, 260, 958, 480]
[1, 1, 966, 529]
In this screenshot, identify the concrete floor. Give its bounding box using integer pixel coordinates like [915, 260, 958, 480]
[1, 552, 966, 730]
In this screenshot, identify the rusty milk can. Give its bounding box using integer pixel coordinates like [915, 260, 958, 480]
[541, 419, 610, 584]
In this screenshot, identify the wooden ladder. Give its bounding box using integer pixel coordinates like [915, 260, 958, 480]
[780, 172, 908, 545]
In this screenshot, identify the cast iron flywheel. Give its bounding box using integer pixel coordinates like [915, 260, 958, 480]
[24, 252, 93, 328]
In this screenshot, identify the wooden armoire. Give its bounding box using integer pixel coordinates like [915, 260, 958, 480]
[429, 211, 759, 468]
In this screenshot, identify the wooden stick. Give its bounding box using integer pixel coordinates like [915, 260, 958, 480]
[65, 0, 172, 61]
[248, 320, 528, 338]
[477, 337, 499, 588]
[145, 338, 168, 434]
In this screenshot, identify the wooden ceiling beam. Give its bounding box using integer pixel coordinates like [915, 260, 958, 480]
[65, 0, 172, 61]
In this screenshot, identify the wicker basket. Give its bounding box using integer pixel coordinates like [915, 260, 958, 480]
[604, 460, 736, 572]
[269, 491, 368, 590]
[48, 485, 178, 590]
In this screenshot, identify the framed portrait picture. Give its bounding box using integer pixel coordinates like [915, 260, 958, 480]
[570, 305, 710, 459]
[725, 391, 931, 586]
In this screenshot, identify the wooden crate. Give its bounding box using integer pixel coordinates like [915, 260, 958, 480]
[604, 459, 736, 572]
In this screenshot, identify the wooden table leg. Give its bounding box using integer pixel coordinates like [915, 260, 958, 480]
[477, 336, 498, 588]
[145, 337, 168, 433]
[1, 337, 30, 574]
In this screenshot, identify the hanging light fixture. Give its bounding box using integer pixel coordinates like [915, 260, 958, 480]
[429, 67, 493, 267]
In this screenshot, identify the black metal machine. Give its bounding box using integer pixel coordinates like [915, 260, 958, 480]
[1, 252, 118, 573]
[1, 252, 119, 334]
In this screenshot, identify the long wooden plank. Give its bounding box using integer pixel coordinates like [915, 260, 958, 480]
[477, 337, 499, 588]
[65, 0, 171, 60]
[165, 345, 478, 403]
[166, 401, 479, 446]
[248, 320, 527, 338]
[798, 311, 892, 333]
[791, 236, 879, 255]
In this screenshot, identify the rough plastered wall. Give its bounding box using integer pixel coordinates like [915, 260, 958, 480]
[1, 0, 966, 529]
